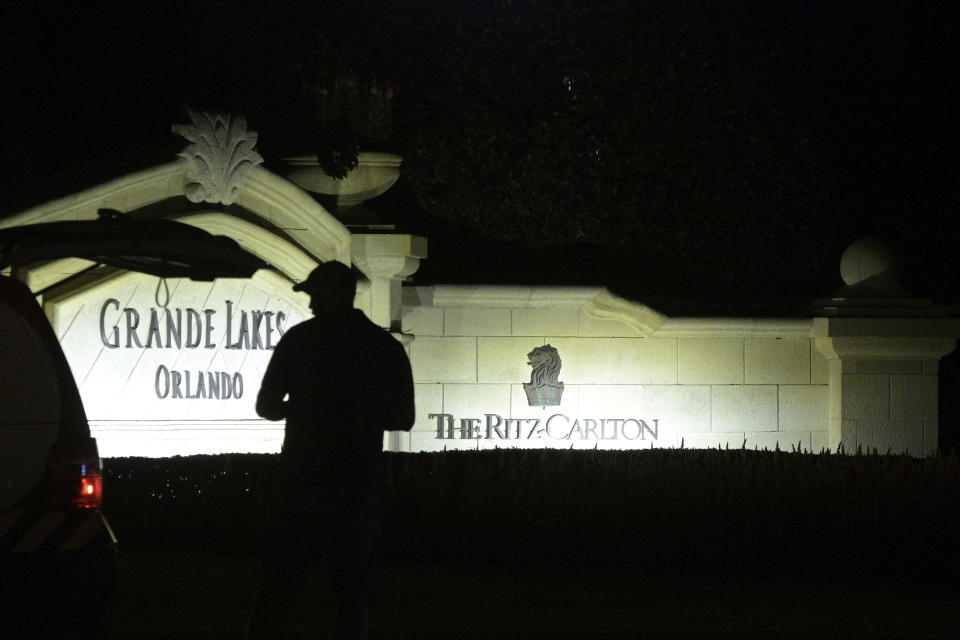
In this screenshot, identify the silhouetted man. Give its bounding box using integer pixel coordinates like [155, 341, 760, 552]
[246, 261, 415, 640]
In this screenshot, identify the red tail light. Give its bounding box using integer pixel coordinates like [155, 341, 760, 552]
[74, 466, 103, 509]
[47, 436, 104, 510]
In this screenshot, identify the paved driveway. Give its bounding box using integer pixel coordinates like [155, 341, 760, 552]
[95, 546, 960, 639]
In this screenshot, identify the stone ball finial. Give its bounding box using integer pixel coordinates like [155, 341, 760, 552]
[839, 237, 903, 287]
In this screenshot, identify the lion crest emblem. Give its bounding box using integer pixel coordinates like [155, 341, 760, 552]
[523, 345, 564, 406]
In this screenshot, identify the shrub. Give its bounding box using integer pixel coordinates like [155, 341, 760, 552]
[102, 449, 960, 580]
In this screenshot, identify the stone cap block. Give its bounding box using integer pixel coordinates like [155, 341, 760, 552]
[812, 317, 960, 338]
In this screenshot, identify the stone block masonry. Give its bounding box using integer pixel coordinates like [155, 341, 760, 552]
[401, 286, 838, 454]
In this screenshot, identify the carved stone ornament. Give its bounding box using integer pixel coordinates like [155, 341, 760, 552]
[523, 344, 565, 407]
[172, 109, 264, 205]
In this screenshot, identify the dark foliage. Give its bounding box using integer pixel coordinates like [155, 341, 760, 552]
[275, 1, 960, 305]
[103, 449, 960, 581]
[3, 1, 958, 306]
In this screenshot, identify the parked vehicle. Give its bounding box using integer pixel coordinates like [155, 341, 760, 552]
[0, 211, 263, 636]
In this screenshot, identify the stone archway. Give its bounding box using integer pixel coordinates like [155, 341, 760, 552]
[0, 113, 356, 456]
[1, 160, 350, 290]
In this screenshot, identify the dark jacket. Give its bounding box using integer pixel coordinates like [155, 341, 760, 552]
[256, 309, 414, 485]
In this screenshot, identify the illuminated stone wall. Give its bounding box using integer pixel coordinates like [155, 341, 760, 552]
[50, 273, 954, 458]
[49, 270, 310, 457]
[5, 147, 955, 457]
[401, 286, 832, 453]
[0, 150, 353, 458]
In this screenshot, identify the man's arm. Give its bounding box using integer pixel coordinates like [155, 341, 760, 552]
[256, 340, 290, 421]
[385, 338, 415, 432]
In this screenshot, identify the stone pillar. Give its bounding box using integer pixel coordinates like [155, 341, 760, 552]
[813, 322, 957, 455]
[352, 236, 423, 455]
[352, 234, 427, 332]
[812, 238, 960, 455]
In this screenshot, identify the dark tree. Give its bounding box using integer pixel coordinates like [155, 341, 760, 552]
[3, 1, 957, 309]
[280, 1, 857, 307]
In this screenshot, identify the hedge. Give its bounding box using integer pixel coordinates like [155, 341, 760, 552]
[102, 449, 960, 580]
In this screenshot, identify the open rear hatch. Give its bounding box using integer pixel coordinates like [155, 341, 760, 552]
[0, 210, 266, 508]
[0, 209, 266, 282]
[0, 209, 267, 633]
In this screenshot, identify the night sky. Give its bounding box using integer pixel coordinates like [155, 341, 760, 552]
[2, 1, 958, 306]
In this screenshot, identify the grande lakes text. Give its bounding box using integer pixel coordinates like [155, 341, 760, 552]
[99, 298, 287, 399]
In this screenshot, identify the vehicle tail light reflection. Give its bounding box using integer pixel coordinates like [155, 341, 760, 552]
[74, 468, 103, 509]
[48, 437, 104, 510]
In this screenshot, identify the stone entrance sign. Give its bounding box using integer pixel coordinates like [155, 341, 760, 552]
[2, 115, 956, 457]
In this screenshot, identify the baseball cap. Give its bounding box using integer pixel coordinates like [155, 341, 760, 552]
[292, 261, 357, 298]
